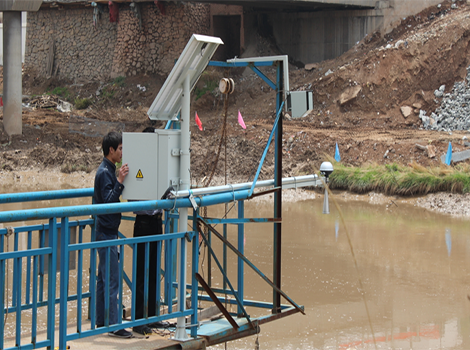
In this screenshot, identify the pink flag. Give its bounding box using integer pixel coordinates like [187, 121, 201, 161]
[238, 110, 246, 129]
[195, 112, 203, 131]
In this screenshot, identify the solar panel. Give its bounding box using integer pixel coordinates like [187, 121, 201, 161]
[147, 34, 223, 121]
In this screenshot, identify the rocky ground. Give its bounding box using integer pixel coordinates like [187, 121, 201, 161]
[1, 0, 470, 217]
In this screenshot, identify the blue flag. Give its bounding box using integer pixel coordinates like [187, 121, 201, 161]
[445, 142, 452, 165]
[335, 142, 341, 162]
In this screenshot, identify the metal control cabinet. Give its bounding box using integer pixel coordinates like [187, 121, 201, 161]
[287, 90, 313, 118]
[122, 130, 181, 200]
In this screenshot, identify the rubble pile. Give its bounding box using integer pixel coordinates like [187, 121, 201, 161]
[27, 94, 73, 113]
[420, 66, 470, 131]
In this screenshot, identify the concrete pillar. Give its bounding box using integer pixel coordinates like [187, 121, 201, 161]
[3, 11, 23, 136]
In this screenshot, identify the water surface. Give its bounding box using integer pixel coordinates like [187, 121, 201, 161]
[210, 196, 470, 350]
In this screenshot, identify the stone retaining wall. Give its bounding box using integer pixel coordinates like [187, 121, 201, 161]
[25, 2, 210, 81]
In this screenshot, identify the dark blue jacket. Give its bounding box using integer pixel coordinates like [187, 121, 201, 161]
[94, 157, 124, 236]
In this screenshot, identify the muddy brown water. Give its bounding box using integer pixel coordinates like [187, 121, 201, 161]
[1, 188, 470, 349]
[209, 197, 470, 350]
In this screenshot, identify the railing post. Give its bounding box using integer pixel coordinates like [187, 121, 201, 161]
[39, 228, 45, 303]
[208, 226, 212, 288]
[176, 232, 187, 339]
[14, 233, 21, 342]
[131, 240, 138, 322]
[165, 210, 178, 306]
[118, 242, 125, 325]
[0, 246, 5, 349]
[191, 209, 199, 338]
[165, 237, 173, 313]
[237, 200, 245, 317]
[26, 231, 32, 304]
[223, 223, 227, 292]
[47, 217, 58, 349]
[77, 226, 84, 329]
[89, 197, 96, 322]
[12, 229, 18, 307]
[32, 255, 39, 345]
[156, 238, 162, 317]
[59, 217, 70, 350]
[89, 225, 97, 327]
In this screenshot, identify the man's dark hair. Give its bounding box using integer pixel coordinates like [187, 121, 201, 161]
[102, 131, 122, 156]
[142, 126, 156, 133]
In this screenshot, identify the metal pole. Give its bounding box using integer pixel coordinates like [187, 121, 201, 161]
[59, 217, 70, 350]
[237, 200, 244, 317]
[190, 208, 199, 338]
[3, 11, 23, 136]
[171, 174, 319, 198]
[174, 74, 190, 340]
[273, 61, 283, 313]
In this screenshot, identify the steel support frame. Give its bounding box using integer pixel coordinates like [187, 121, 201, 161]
[0, 52, 291, 345]
[207, 58, 285, 314]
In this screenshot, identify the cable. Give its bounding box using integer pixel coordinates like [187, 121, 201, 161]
[314, 165, 378, 350]
[204, 93, 229, 188]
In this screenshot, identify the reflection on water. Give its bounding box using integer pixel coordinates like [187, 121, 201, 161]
[3, 190, 470, 349]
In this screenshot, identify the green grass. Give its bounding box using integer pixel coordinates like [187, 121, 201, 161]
[48, 86, 70, 99]
[74, 97, 92, 110]
[101, 86, 116, 99]
[328, 162, 470, 196]
[112, 76, 126, 87]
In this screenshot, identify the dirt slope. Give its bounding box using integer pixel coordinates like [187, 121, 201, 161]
[1, 0, 470, 188]
[295, 0, 470, 130]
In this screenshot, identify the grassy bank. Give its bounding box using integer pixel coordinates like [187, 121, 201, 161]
[328, 162, 470, 196]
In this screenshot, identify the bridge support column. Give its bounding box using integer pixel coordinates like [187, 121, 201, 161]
[3, 11, 23, 136]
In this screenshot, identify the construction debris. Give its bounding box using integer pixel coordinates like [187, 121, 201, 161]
[28, 94, 72, 112]
[415, 144, 436, 158]
[440, 149, 470, 163]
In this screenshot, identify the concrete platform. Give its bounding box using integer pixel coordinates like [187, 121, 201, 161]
[4, 322, 188, 350]
[65, 331, 178, 350]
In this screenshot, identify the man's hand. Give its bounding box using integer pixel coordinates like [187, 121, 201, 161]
[117, 163, 129, 184]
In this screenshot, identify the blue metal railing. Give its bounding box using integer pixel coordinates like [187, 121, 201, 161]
[0, 187, 261, 350]
[0, 190, 207, 350]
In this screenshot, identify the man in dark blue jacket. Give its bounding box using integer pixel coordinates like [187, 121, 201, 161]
[94, 131, 131, 338]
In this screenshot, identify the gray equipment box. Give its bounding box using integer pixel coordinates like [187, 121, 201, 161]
[287, 91, 313, 118]
[122, 130, 181, 200]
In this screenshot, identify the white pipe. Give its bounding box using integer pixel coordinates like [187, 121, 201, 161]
[172, 174, 322, 198]
[174, 75, 190, 340]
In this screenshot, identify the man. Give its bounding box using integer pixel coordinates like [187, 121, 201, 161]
[94, 131, 132, 338]
[132, 127, 163, 335]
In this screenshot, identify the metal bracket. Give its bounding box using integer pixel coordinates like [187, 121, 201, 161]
[171, 148, 181, 156]
[188, 193, 198, 210]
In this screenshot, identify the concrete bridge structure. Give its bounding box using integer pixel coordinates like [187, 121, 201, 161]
[176, 0, 445, 65]
[195, 0, 379, 9]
